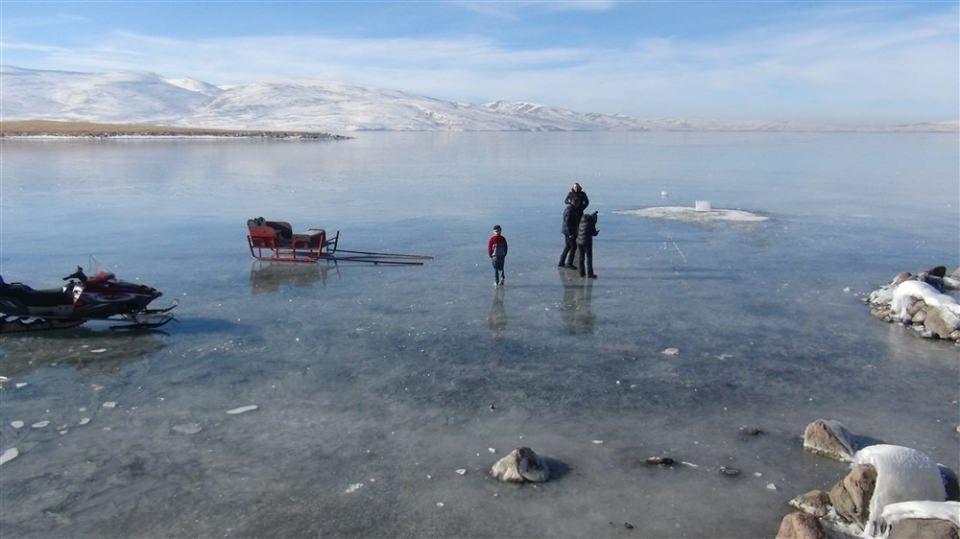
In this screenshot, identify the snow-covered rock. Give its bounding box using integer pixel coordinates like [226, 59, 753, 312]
[867, 269, 960, 343]
[854, 445, 947, 537]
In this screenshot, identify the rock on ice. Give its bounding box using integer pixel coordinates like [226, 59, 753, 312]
[491, 447, 551, 483]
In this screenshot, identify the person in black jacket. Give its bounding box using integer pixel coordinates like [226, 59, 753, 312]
[576, 211, 599, 278]
[564, 182, 589, 213]
[559, 203, 580, 268]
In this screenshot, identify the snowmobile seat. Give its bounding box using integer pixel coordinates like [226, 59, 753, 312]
[1, 283, 72, 307]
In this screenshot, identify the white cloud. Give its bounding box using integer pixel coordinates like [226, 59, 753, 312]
[2, 4, 956, 121]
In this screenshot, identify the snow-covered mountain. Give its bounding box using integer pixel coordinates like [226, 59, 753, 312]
[2, 66, 955, 133]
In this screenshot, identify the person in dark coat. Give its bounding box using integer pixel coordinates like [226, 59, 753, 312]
[564, 182, 589, 213]
[576, 211, 599, 278]
[559, 203, 580, 268]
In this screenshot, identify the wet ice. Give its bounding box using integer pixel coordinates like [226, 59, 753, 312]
[0, 132, 957, 537]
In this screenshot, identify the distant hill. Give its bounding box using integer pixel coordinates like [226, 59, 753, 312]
[2, 66, 956, 134]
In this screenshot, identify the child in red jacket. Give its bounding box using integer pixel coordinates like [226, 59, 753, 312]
[487, 225, 508, 286]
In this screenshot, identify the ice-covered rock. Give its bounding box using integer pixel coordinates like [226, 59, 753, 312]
[892, 281, 960, 325]
[866, 270, 960, 343]
[789, 490, 832, 518]
[775, 511, 825, 539]
[490, 447, 550, 483]
[803, 419, 855, 461]
[854, 445, 947, 537]
[879, 501, 960, 538]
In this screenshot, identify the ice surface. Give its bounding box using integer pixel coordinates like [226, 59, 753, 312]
[854, 445, 947, 537]
[0, 132, 956, 537]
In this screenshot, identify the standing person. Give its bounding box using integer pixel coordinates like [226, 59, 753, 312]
[559, 202, 579, 268]
[576, 211, 599, 279]
[487, 225, 508, 287]
[564, 182, 589, 213]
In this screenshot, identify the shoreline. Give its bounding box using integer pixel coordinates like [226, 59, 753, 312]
[0, 120, 350, 140]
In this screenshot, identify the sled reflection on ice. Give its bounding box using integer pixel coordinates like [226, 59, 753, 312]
[249, 261, 341, 295]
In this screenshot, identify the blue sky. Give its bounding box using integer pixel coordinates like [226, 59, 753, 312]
[2, 1, 957, 122]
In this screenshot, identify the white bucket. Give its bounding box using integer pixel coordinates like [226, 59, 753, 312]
[694, 200, 712, 212]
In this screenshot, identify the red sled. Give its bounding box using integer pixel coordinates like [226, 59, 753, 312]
[246, 217, 432, 265]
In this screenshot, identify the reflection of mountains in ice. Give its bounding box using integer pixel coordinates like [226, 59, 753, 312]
[5, 66, 956, 133]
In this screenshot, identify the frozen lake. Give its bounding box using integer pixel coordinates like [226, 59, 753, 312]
[1, 132, 958, 537]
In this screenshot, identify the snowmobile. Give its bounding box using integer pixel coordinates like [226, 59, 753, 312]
[0, 266, 176, 333]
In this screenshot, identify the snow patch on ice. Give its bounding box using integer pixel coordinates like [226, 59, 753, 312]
[226, 405, 258, 415]
[616, 206, 769, 223]
[0, 447, 19, 466]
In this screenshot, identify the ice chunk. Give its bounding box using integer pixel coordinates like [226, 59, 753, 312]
[662, 348, 680, 356]
[78, 418, 91, 426]
[0, 448, 19, 466]
[90, 348, 107, 353]
[31, 421, 49, 429]
[102, 401, 118, 409]
[344, 482, 364, 493]
[226, 405, 258, 415]
[10, 421, 24, 429]
[854, 445, 946, 537]
[172, 423, 202, 434]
